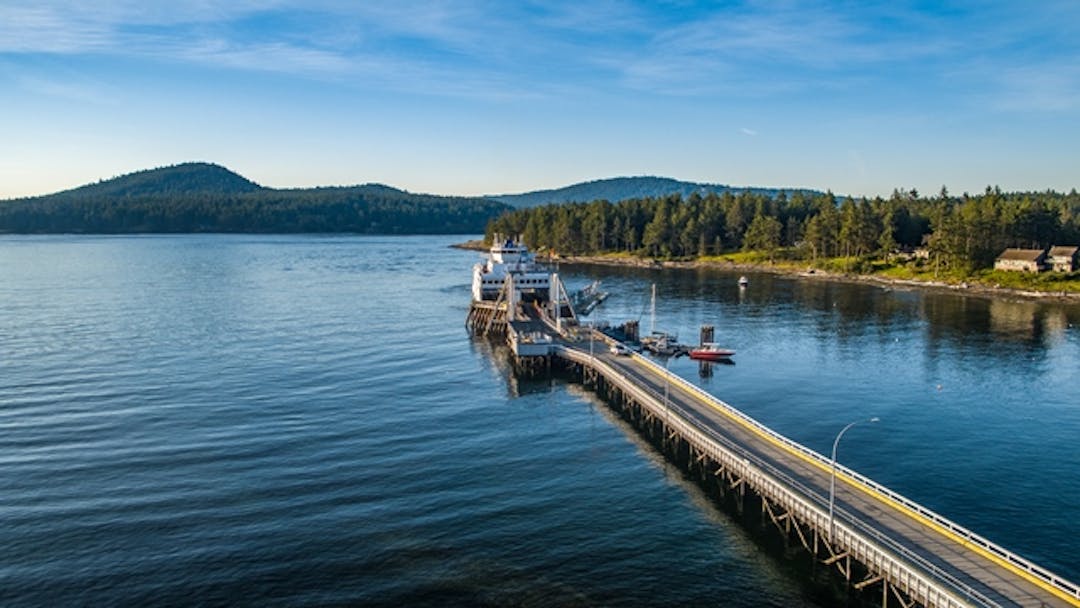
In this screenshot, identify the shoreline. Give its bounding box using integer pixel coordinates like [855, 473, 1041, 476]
[453, 240, 1080, 303]
[563, 254, 1080, 303]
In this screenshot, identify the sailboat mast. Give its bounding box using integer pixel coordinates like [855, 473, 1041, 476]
[650, 283, 656, 336]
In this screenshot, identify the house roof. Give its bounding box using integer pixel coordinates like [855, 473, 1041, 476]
[997, 248, 1046, 262]
[1048, 245, 1079, 257]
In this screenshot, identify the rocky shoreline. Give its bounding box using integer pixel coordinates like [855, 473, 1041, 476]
[452, 241, 1080, 303]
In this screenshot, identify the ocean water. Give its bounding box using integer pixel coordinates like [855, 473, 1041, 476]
[1, 234, 1077, 606]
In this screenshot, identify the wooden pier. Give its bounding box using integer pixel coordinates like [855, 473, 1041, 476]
[470, 305, 1080, 608]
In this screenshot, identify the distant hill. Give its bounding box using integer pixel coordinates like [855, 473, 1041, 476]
[489, 176, 819, 208]
[0, 163, 509, 234]
[0, 164, 825, 234]
[49, 162, 262, 199]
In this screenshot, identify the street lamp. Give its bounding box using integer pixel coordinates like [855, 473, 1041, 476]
[828, 416, 879, 542]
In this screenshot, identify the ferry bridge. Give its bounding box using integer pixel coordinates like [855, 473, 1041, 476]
[501, 314, 1080, 608]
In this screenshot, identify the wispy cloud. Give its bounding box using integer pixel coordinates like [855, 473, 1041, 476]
[990, 63, 1080, 112]
[178, 39, 352, 75]
[0, 2, 904, 99]
[740, 127, 757, 136]
[0, 5, 115, 53]
[611, 3, 959, 95]
[0, 1, 554, 99]
[3, 0, 1079, 109]
[938, 1, 1080, 113]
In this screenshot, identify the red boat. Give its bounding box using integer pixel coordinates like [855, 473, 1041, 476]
[689, 342, 735, 361]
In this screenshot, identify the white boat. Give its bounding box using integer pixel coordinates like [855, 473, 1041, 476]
[570, 280, 609, 315]
[471, 234, 552, 303]
[641, 284, 685, 355]
[689, 342, 736, 361]
[738, 276, 749, 287]
[642, 331, 682, 356]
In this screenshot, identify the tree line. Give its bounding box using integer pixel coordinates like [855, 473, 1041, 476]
[485, 187, 1080, 273]
[0, 187, 509, 235]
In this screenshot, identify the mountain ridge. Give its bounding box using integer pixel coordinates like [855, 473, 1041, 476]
[0, 163, 822, 234]
[488, 176, 822, 208]
[11, 163, 819, 205]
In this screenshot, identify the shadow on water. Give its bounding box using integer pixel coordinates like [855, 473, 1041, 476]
[468, 336, 561, 398]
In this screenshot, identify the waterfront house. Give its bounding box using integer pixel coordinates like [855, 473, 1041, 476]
[1047, 245, 1079, 272]
[994, 248, 1047, 273]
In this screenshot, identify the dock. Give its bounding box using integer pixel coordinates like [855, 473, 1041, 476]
[464, 238, 1078, 607]
[482, 309, 1080, 608]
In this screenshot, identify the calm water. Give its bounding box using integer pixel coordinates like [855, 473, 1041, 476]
[1, 235, 1077, 606]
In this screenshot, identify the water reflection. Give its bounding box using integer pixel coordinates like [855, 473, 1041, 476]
[468, 335, 565, 398]
[565, 262, 1080, 360]
[917, 294, 1080, 371]
[697, 358, 735, 379]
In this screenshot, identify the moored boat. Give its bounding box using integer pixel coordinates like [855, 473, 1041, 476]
[642, 331, 682, 356]
[689, 342, 735, 361]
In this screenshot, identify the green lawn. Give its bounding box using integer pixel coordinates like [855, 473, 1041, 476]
[816, 257, 1080, 292]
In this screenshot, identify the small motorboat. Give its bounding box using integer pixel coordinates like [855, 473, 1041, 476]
[738, 276, 749, 287]
[642, 331, 681, 356]
[689, 342, 735, 361]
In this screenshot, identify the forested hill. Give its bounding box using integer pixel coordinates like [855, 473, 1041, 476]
[0, 163, 510, 234]
[48, 162, 262, 199]
[489, 176, 819, 208]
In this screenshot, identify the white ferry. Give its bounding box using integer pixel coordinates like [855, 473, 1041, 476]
[471, 235, 552, 303]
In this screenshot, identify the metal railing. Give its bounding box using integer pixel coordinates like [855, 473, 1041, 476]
[624, 352, 1079, 603]
[562, 347, 992, 607]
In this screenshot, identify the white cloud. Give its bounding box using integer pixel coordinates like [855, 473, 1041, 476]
[178, 39, 352, 75]
[740, 127, 757, 136]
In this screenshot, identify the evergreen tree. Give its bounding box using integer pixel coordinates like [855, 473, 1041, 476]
[743, 213, 782, 261]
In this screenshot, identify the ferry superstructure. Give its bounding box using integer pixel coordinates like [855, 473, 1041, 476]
[471, 235, 552, 303]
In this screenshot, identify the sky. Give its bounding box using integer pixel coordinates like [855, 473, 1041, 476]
[2, 1, 1078, 199]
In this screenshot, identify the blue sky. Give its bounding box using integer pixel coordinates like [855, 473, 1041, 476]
[2, 1, 1078, 199]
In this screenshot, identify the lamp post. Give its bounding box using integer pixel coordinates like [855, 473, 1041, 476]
[828, 416, 879, 542]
